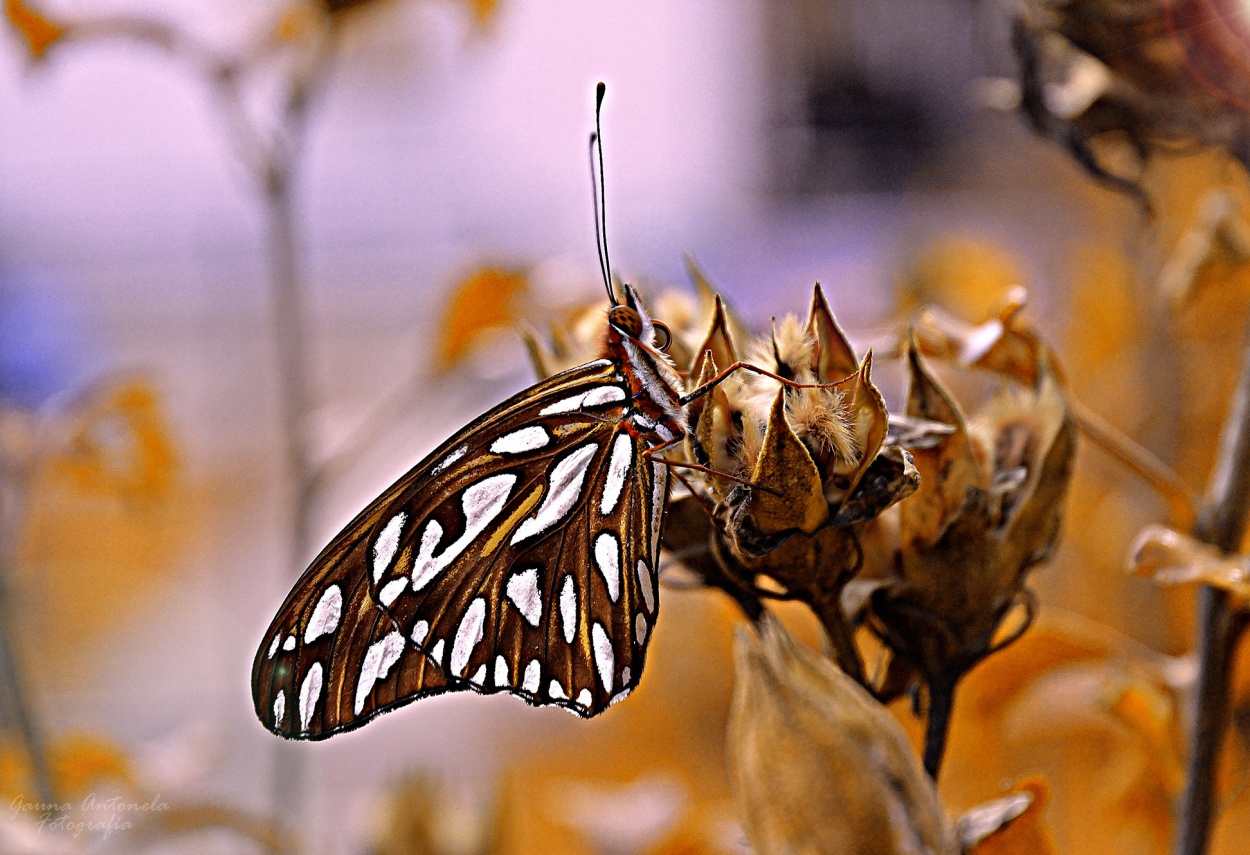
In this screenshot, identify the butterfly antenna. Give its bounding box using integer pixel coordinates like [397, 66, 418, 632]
[594, 81, 617, 306]
[589, 131, 612, 304]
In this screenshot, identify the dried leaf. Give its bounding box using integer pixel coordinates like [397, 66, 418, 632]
[744, 390, 828, 536]
[728, 616, 956, 855]
[4, 0, 64, 60]
[913, 292, 1058, 391]
[1127, 523, 1250, 601]
[963, 779, 1056, 855]
[1158, 189, 1250, 306]
[807, 283, 858, 382]
[51, 378, 177, 501]
[434, 267, 529, 372]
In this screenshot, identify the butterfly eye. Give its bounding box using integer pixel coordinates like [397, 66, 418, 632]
[652, 321, 672, 352]
[608, 305, 643, 337]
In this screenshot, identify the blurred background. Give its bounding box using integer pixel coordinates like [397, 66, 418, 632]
[1, 0, 1246, 853]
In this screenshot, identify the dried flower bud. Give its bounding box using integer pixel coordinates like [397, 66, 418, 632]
[691, 286, 918, 679]
[868, 339, 1076, 692]
[728, 615, 957, 855]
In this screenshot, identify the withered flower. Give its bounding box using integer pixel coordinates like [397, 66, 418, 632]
[677, 284, 918, 681]
[866, 339, 1076, 774]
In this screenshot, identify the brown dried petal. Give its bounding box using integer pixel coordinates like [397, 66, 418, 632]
[807, 282, 859, 383]
[1128, 524, 1250, 602]
[745, 389, 828, 536]
[913, 293, 1059, 390]
[688, 294, 739, 376]
[832, 446, 920, 527]
[825, 353, 890, 506]
[901, 340, 985, 551]
[728, 616, 956, 855]
[998, 375, 1077, 574]
[686, 350, 740, 495]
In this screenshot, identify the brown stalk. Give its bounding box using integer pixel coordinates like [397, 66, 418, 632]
[1174, 313, 1250, 855]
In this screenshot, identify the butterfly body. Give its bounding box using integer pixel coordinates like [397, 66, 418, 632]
[253, 286, 687, 739]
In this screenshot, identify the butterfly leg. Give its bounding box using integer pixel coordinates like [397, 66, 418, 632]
[678, 361, 853, 407]
[642, 436, 782, 497]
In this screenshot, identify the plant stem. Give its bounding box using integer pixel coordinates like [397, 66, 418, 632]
[265, 168, 311, 855]
[0, 475, 54, 810]
[1174, 312, 1250, 855]
[923, 676, 955, 779]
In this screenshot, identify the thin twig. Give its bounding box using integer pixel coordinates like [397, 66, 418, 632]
[0, 464, 54, 811]
[1065, 393, 1198, 525]
[1174, 311, 1250, 855]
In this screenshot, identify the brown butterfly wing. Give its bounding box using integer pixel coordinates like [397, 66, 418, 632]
[252, 359, 668, 738]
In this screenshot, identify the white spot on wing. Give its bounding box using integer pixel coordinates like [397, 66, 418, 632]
[609, 688, 633, 706]
[432, 444, 468, 475]
[539, 394, 583, 415]
[490, 426, 550, 455]
[299, 662, 323, 731]
[560, 575, 578, 644]
[305, 585, 343, 643]
[450, 598, 487, 678]
[412, 620, 429, 644]
[429, 639, 445, 666]
[539, 385, 626, 416]
[506, 568, 542, 626]
[373, 512, 407, 583]
[273, 690, 286, 726]
[592, 622, 614, 692]
[267, 635, 280, 660]
[494, 655, 509, 687]
[650, 462, 667, 560]
[635, 614, 648, 647]
[378, 578, 407, 607]
[599, 434, 633, 515]
[283, 635, 296, 652]
[354, 631, 405, 715]
[595, 533, 621, 602]
[522, 659, 541, 693]
[512, 444, 599, 544]
[413, 474, 517, 590]
[637, 560, 655, 614]
[471, 664, 487, 686]
[576, 689, 592, 707]
[549, 680, 567, 700]
[582, 386, 626, 407]
[622, 666, 631, 685]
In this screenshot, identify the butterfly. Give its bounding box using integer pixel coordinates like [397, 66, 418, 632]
[251, 278, 695, 737]
[250, 83, 801, 739]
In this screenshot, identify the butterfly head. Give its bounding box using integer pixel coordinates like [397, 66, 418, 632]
[609, 284, 673, 353]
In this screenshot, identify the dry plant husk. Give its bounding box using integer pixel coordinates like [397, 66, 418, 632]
[728, 615, 956, 855]
[729, 616, 1063, 855]
[867, 338, 1077, 693]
